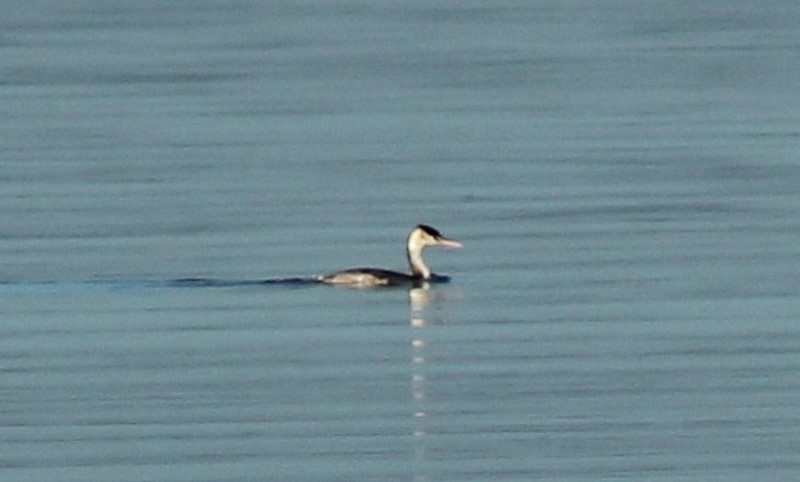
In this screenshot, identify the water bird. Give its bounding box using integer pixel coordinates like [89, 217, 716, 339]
[314, 225, 462, 287]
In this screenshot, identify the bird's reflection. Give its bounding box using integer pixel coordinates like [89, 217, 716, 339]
[407, 284, 461, 481]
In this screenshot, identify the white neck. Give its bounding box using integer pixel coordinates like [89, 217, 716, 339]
[406, 236, 431, 279]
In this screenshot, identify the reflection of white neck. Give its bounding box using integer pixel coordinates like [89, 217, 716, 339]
[410, 315, 428, 473]
[406, 236, 431, 279]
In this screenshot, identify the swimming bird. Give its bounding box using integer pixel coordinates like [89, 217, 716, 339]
[314, 225, 462, 287]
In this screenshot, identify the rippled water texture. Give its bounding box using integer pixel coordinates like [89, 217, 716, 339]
[2, 1, 800, 481]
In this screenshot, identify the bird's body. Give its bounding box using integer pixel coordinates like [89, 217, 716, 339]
[315, 225, 462, 288]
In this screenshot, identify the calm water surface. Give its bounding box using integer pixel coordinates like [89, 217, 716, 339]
[2, 1, 800, 481]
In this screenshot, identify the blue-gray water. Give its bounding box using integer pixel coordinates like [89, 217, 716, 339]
[2, 1, 800, 481]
